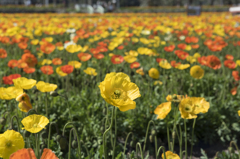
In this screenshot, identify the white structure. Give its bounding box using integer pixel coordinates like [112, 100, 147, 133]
[229, 6, 240, 15]
[95, 5, 104, 14]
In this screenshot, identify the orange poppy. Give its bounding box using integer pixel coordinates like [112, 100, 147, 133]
[130, 62, 140, 69]
[204, 39, 213, 46]
[21, 53, 38, 67]
[156, 58, 165, 63]
[40, 65, 54, 75]
[177, 43, 187, 50]
[191, 44, 199, 49]
[8, 59, 18, 68]
[23, 67, 35, 74]
[231, 87, 237, 95]
[17, 59, 28, 68]
[117, 45, 124, 50]
[224, 60, 236, 69]
[94, 53, 104, 59]
[18, 42, 28, 49]
[61, 65, 74, 74]
[198, 56, 208, 66]
[77, 53, 92, 62]
[206, 55, 221, 69]
[111, 55, 124, 64]
[232, 71, 240, 81]
[225, 54, 234, 60]
[185, 36, 198, 43]
[171, 61, 181, 68]
[24, 49, 31, 54]
[90, 48, 99, 54]
[0, 36, 10, 44]
[10, 148, 58, 159]
[177, 52, 189, 60]
[208, 44, 222, 52]
[55, 42, 63, 47]
[40, 42, 55, 54]
[164, 45, 175, 52]
[52, 58, 62, 65]
[0, 48, 7, 58]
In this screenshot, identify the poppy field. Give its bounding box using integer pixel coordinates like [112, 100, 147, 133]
[1, 12, 240, 159]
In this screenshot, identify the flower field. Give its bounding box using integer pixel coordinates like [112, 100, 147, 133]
[1, 12, 240, 159]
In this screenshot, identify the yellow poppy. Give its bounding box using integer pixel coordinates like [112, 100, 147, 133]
[190, 65, 204, 79]
[124, 55, 137, 63]
[31, 39, 39, 45]
[154, 80, 163, 85]
[21, 114, 49, 133]
[99, 72, 141, 112]
[36, 81, 57, 93]
[179, 97, 197, 119]
[175, 64, 190, 70]
[66, 44, 82, 53]
[162, 151, 180, 159]
[16, 93, 32, 112]
[57, 46, 64, 51]
[193, 53, 201, 59]
[0, 130, 25, 159]
[154, 102, 171, 119]
[13, 77, 36, 90]
[238, 110, 240, 116]
[0, 87, 23, 100]
[68, 61, 82, 68]
[136, 68, 144, 75]
[84, 67, 97, 76]
[159, 60, 171, 69]
[148, 68, 160, 79]
[191, 97, 210, 114]
[44, 37, 53, 43]
[185, 45, 192, 51]
[109, 53, 115, 57]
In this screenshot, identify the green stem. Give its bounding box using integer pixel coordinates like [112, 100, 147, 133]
[35, 133, 39, 159]
[155, 135, 158, 159]
[103, 107, 115, 159]
[172, 106, 178, 152]
[68, 128, 75, 159]
[65, 95, 73, 122]
[123, 132, 133, 155]
[47, 122, 59, 149]
[230, 141, 240, 159]
[143, 120, 156, 154]
[156, 146, 166, 159]
[179, 124, 183, 159]
[190, 118, 196, 159]
[167, 122, 171, 150]
[136, 142, 144, 159]
[112, 107, 118, 159]
[184, 119, 188, 159]
[45, 93, 48, 117]
[10, 115, 20, 132]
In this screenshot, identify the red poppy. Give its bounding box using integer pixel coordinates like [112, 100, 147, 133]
[18, 42, 28, 49]
[177, 43, 186, 50]
[164, 45, 175, 52]
[40, 42, 55, 54]
[98, 42, 107, 47]
[130, 62, 140, 69]
[55, 42, 63, 47]
[17, 60, 28, 68]
[24, 49, 31, 54]
[204, 39, 213, 46]
[224, 60, 236, 69]
[232, 71, 240, 81]
[61, 65, 74, 74]
[231, 87, 237, 95]
[185, 36, 198, 43]
[206, 55, 221, 69]
[0, 48, 7, 58]
[23, 67, 36, 74]
[156, 58, 165, 63]
[111, 55, 124, 64]
[40, 65, 54, 75]
[208, 44, 222, 52]
[177, 52, 189, 60]
[171, 61, 181, 68]
[2, 74, 21, 85]
[191, 44, 199, 49]
[117, 45, 124, 50]
[52, 58, 62, 65]
[77, 53, 92, 62]
[94, 54, 104, 59]
[8, 59, 18, 68]
[225, 54, 234, 60]
[198, 56, 208, 66]
[21, 53, 38, 67]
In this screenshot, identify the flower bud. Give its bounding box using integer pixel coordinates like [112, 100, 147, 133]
[50, 91, 59, 97]
[58, 136, 68, 151]
[228, 147, 234, 153]
[151, 129, 156, 137]
[130, 141, 134, 147]
[55, 134, 62, 142]
[71, 140, 78, 149]
[102, 108, 106, 114]
[24, 130, 31, 138]
[149, 135, 153, 143]
[172, 131, 176, 139]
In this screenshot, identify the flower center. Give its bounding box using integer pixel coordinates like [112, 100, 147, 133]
[33, 123, 38, 128]
[5, 141, 12, 148]
[115, 58, 120, 62]
[184, 104, 192, 112]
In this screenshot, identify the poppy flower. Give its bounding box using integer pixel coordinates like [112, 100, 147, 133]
[208, 44, 222, 52]
[17, 60, 28, 69]
[77, 53, 92, 62]
[161, 151, 180, 159]
[36, 81, 57, 92]
[99, 72, 141, 112]
[154, 102, 171, 119]
[198, 56, 208, 66]
[124, 55, 137, 63]
[2, 74, 21, 85]
[206, 55, 221, 69]
[21, 53, 38, 67]
[136, 68, 144, 75]
[40, 65, 54, 75]
[10, 148, 58, 159]
[40, 42, 55, 54]
[224, 60, 236, 69]
[13, 77, 36, 90]
[130, 62, 140, 69]
[94, 53, 104, 59]
[0, 130, 24, 159]
[68, 61, 82, 68]
[111, 55, 124, 64]
[8, 59, 18, 68]
[164, 45, 175, 52]
[177, 43, 187, 50]
[16, 93, 32, 112]
[156, 58, 165, 63]
[177, 52, 189, 60]
[23, 67, 35, 74]
[225, 54, 234, 60]
[171, 61, 181, 68]
[61, 65, 74, 74]
[117, 45, 124, 50]
[175, 64, 190, 70]
[21, 114, 49, 133]
[232, 71, 240, 81]
[231, 87, 237, 95]
[191, 44, 199, 49]
[148, 68, 159, 79]
[190, 65, 204, 79]
[84, 67, 97, 76]
[18, 42, 28, 49]
[52, 58, 62, 65]
[0, 48, 7, 58]
[159, 60, 172, 69]
[56, 67, 67, 77]
[179, 98, 197, 119]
